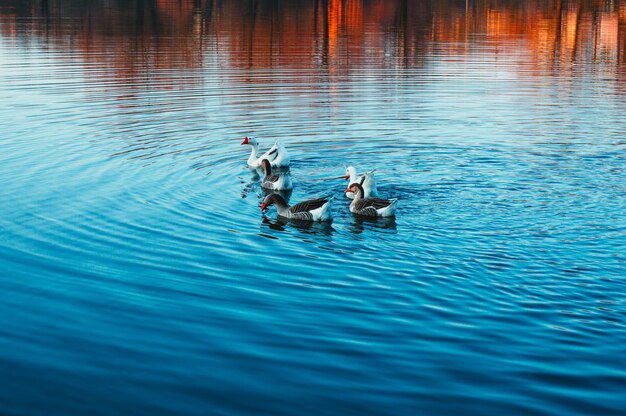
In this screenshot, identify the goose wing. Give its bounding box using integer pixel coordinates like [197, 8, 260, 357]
[354, 197, 392, 210]
[289, 198, 329, 213]
[259, 142, 279, 162]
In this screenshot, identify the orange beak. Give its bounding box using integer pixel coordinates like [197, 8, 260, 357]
[260, 203, 267, 211]
[344, 187, 351, 193]
[241, 137, 249, 145]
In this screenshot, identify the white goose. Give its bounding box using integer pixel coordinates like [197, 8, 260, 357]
[242, 137, 290, 169]
[261, 194, 333, 222]
[345, 183, 397, 218]
[260, 159, 293, 191]
[345, 166, 377, 199]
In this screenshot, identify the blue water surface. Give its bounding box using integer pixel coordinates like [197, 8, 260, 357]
[1, 1, 625, 415]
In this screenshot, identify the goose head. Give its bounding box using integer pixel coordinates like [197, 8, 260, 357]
[345, 166, 357, 181]
[241, 136, 259, 147]
[260, 193, 287, 211]
[260, 194, 271, 211]
[345, 183, 365, 199]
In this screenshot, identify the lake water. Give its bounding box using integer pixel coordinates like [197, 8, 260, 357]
[1, 0, 626, 414]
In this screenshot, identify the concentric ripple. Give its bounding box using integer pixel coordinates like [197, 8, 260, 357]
[1, 1, 626, 415]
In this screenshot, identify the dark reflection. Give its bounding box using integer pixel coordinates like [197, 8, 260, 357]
[240, 173, 259, 200]
[262, 216, 335, 236]
[1, 0, 625, 81]
[348, 215, 397, 235]
[248, 168, 261, 182]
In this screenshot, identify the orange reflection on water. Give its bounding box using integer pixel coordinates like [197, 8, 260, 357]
[328, 0, 342, 57]
[1, 0, 626, 82]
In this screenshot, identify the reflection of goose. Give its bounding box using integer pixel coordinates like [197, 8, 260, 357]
[345, 183, 397, 217]
[242, 137, 290, 169]
[345, 166, 377, 199]
[261, 194, 332, 222]
[260, 159, 292, 190]
[262, 216, 335, 236]
[351, 215, 398, 234]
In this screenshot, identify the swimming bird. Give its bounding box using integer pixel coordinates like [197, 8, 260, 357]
[261, 194, 333, 222]
[345, 166, 377, 199]
[260, 159, 293, 190]
[345, 183, 397, 217]
[241, 136, 290, 169]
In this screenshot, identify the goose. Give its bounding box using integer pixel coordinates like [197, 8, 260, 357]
[260, 159, 293, 191]
[345, 166, 377, 199]
[241, 136, 290, 169]
[345, 183, 397, 218]
[261, 194, 333, 222]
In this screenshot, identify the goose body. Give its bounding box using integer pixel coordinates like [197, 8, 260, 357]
[345, 166, 377, 199]
[242, 137, 290, 169]
[261, 194, 333, 222]
[346, 183, 397, 218]
[260, 159, 293, 191]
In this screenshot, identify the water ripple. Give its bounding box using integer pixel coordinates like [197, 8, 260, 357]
[2, 1, 626, 415]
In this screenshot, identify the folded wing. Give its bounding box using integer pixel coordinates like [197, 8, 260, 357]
[289, 198, 329, 213]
